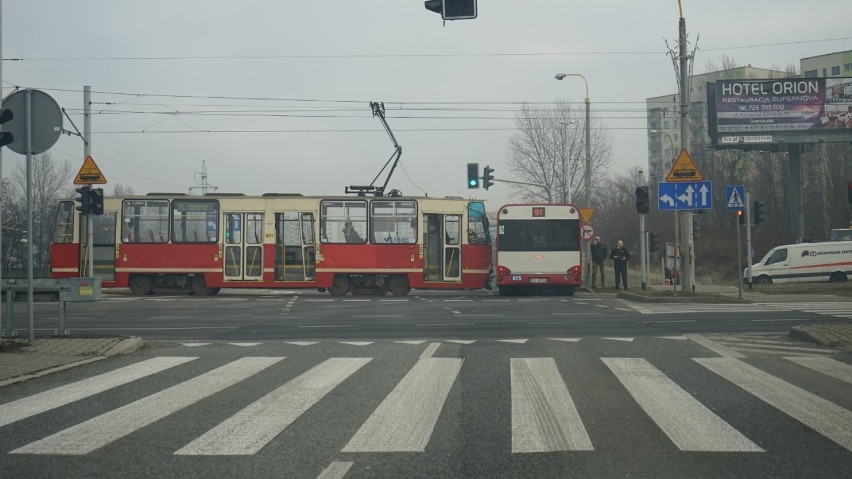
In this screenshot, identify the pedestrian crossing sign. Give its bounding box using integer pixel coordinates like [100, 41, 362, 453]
[726, 185, 745, 211]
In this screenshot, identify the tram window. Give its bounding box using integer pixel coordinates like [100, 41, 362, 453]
[370, 200, 417, 244]
[172, 199, 219, 243]
[321, 200, 367, 244]
[93, 214, 116, 245]
[467, 201, 490, 244]
[122, 199, 169, 243]
[53, 201, 75, 244]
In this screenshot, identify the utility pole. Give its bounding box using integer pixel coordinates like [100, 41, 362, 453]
[677, 1, 694, 293]
[189, 161, 218, 195]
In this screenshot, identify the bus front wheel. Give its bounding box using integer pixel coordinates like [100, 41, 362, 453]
[388, 276, 411, 296]
[191, 276, 220, 296]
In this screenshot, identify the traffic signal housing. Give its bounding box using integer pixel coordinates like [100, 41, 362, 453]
[424, 0, 477, 20]
[753, 200, 765, 225]
[75, 185, 91, 215]
[89, 188, 104, 215]
[648, 232, 660, 253]
[692, 213, 701, 240]
[635, 186, 649, 214]
[482, 165, 495, 191]
[737, 209, 745, 226]
[467, 162, 479, 189]
[848, 181, 852, 204]
[0, 108, 13, 147]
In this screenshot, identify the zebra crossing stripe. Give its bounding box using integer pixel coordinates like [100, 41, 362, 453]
[11, 357, 284, 456]
[602, 358, 762, 452]
[342, 357, 463, 452]
[511, 358, 593, 452]
[176, 358, 371, 455]
[0, 357, 197, 429]
[785, 356, 852, 385]
[695, 357, 852, 452]
[317, 461, 354, 479]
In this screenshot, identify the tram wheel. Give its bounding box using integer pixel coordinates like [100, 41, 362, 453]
[128, 275, 154, 296]
[190, 276, 219, 296]
[388, 276, 411, 296]
[328, 275, 350, 297]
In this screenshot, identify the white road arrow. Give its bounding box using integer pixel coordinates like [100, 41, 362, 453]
[678, 186, 695, 206]
[699, 184, 709, 207]
[660, 194, 675, 207]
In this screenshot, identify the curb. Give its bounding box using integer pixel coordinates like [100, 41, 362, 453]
[614, 291, 751, 304]
[102, 336, 143, 357]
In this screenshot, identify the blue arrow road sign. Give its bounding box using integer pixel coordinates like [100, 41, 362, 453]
[658, 181, 713, 210]
[725, 185, 745, 211]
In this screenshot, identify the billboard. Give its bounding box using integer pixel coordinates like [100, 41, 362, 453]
[708, 78, 852, 147]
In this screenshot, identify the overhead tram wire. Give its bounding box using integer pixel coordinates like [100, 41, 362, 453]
[4, 35, 849, 62]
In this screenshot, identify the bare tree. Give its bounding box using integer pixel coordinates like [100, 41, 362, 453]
[506, 99, 612, 204]
[112, 183, 136, 197]
[4, 153, 74, 276]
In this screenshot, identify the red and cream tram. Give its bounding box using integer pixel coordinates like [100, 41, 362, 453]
[50, 193, 492, 296]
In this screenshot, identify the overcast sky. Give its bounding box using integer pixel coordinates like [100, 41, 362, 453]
[2, 1, 849, 208]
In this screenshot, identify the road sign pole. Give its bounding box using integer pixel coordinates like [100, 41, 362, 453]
[639, 213, 646, 291]
[746, 191, 753, 289]
[736, 209, 743, 300]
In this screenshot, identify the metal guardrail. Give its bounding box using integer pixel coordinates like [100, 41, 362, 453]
[2, 277, 101, 336]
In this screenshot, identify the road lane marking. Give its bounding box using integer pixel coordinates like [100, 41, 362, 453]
[785, 356, 852, 385]
[604, 358, 762, 452]
[420, 342, 441, 358]
[688, 334, 746, 359]
[696, 357, 852, 452]
[342, 357, 463, 452]
[176, 358, 371, 455]
[317, 461, 354, 479]
[12, 357, 284, 455]
[0, 357, 197, 428]
[511, 358, 593, 452]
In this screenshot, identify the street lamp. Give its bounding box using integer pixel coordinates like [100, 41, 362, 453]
[555, 72, 591, 281]
[560, 120, 572, 203]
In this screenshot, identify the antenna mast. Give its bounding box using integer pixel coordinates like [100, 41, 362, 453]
[189, 161, 218, 195]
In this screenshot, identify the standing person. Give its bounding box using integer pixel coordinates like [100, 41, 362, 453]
[610, 240, 630, 290]
[590, 236, 607, 288]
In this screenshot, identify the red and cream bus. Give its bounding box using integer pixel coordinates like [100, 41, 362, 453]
[494, 203, 583, 295]
[51, 193, 492, 296]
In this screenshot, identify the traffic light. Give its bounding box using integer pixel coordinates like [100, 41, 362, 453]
[89, 188, 104, 215]
[635, 186, 649, 214]
[424, 0, 477, 20]
[692, 213, 701, 240]
[847, 181, 851, 204]
[482, 165, 495, 190]
[75, 185, 91, 215]
[467, 162, 479, 189]
[753, 200, 765, 225]
[648, 232, 660, 253]
[737, 209, 745, 226]
[0, 108, 13, 147]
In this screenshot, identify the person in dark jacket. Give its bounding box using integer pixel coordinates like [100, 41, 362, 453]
[609, 240, 630, 290]
[589, 236, 607, 288]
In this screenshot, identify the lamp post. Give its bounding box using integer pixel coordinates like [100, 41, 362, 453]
[560, 120, 571, 203]
[555, 73, 591, 282]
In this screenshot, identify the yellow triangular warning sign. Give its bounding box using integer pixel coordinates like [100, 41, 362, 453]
[579, 208, 594, 222]
[74, 156, 107, 185]
[665, 149, 703, 182]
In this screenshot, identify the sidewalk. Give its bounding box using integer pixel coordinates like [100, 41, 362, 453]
[0, 337, 142, 387]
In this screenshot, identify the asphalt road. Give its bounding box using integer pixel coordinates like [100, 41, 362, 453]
[2, 290, 852, 478]
[4, 289, 850, 341]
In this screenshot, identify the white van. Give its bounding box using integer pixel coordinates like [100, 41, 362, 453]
[746, 241, 852, 284]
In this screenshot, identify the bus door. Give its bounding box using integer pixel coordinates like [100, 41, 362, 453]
[78, 213, 116, 281]
[423, 213, 461, 282]
[274, 211, 316, 282]
[223, 212, 264, 281]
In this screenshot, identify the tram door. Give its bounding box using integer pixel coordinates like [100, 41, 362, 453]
[78, 213, 116, 281]
[274, 212, 316, 282]
[223, 212, 264, 281]
[423, 213, 461, 282]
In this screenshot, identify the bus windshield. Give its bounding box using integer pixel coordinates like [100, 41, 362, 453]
[498, 219, 579, 252]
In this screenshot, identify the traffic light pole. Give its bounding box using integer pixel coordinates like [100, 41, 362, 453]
[84, 86, 94, 279]
[639, 213, 646, 290]
[745, 192, 753, 289]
